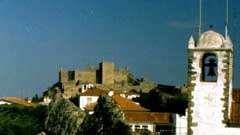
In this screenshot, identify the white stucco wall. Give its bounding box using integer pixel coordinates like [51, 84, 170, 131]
[79, 96, 98, 110]
[129, 123, 154, 132]
[191, 51, 227, 129]
[0, 101, 11, 105]
[187, 31, 239, 135]
[175, 113, 188, 135]
[192, 127, 240, 135]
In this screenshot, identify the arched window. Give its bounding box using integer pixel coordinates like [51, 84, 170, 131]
[202, 53, 218, 82]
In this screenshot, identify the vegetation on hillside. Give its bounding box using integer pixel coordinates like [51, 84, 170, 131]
[137, 84, 188, 115]
[0, 104, 47, 135]
[45, 95, 132, 135]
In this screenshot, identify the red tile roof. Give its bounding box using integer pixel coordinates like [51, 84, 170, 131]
[112, 95, 149, 111]
[124, 112, 171, 124]
[81, 88, 108, 96]
[84, 95, 148, 112]
[230, 90, 240, 124]
[83, 94, 171, 124]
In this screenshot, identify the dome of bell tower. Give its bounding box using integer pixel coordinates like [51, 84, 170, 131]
[197, 30, 225, 48]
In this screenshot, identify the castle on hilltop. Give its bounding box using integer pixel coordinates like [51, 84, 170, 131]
[59, 61, 131, 86]
[55, 61, 157, 98]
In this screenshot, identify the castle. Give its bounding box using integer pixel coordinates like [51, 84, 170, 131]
[56, 61, 157, 98]
[59, 61, 130, 85]
[58, 61, 131, 98]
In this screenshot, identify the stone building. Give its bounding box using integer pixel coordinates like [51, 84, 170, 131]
[59, 61, 130, 85]
[58, 61, 135, 98]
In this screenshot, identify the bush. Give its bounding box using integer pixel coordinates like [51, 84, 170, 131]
[138, 85, 188, 115]
[0, 104, 47, 135]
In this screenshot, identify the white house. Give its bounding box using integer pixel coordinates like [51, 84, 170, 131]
[79, 87, 108, 110]
[0, 97, 34, 106]
[0, 99, 12, 105]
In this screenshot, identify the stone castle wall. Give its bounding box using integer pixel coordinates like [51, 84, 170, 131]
[59, 61, 130, 87]
[75, 69, 97, 84]
[114, 69, 129, 85]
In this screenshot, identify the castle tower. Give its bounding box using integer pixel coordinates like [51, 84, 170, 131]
[99, 61, 114, 85]
[187, 31, 233, 135]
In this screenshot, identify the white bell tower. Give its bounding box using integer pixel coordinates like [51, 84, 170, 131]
[187, 31, 233, 135]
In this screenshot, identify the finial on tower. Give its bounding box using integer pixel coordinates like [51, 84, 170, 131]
[225, 0, 229, 38]
[198, 0, 202, 37]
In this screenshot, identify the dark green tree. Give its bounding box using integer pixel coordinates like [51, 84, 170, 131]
[138, 85, 188, 115]
[32, 94, 41, 102]
[0, 104, 47, 135]
[80, 95, 132, 135]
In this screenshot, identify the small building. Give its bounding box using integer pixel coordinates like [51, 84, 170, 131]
[0, 96, 35, 107]
[79, 87, 108, 110]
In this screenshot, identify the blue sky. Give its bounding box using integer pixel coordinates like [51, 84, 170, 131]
[0, 0, 239, 97]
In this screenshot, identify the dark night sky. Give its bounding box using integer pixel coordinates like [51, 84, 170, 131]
[0, 0, 239, 97]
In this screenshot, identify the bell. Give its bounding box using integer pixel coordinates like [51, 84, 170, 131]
[207, 67, 216, 76]
[207, 58, 217, 77]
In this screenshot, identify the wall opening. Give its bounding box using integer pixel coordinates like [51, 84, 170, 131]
[201, 53, 218, 82]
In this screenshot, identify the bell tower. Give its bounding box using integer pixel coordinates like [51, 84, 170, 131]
[187, 31, 233, 135]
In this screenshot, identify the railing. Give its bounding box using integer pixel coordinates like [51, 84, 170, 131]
[155, 130, 175, 135]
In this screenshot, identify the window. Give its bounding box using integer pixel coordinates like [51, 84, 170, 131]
[142, 125, 148, 129]
[202, 53, 218, 82]
[135, 125, 140, 130]
[68, 71, 75, 81]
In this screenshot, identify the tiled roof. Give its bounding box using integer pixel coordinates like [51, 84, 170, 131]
[83, 94, 171, 124]
[81, 88, 108, 96]
[124, 112, 171, 124]
[230, 90, 240, 124]
[112, 95, 149, 111]
[0, 97, 35, 107]
[84, 95, 148, 112]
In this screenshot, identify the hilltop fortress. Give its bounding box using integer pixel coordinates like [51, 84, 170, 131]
[49, 61, 157, 98]
[59, 61, 130, 86]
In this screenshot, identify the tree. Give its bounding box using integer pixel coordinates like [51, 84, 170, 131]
[0, 104, 47, 135]
[69, 94, 80, 106]
[32, 94, 41, 102]
[138, 85, 188, 115]
[80, 95, 132, 135]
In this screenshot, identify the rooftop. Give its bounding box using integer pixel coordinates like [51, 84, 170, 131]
[81, 88, 108, 96]
[198, 30, 225, 48]
[112, 95, 149, 111]
[0, 96, 35, 107]
[84, 94, 171, 124]
[84, 94, 148, 112]
[230, 90, 240, 125]
[124, 112, 171, 124]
